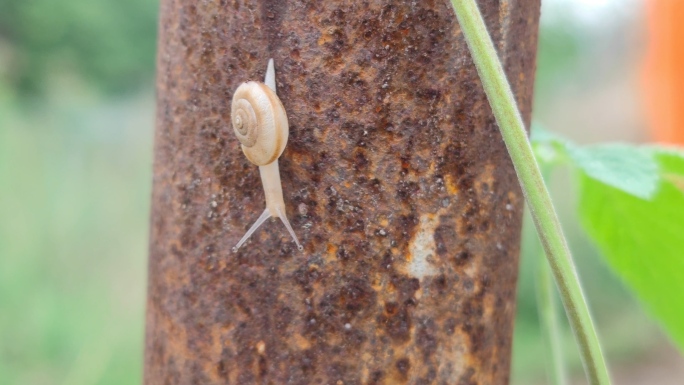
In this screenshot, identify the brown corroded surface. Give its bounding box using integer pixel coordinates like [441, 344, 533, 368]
[145, 0, 540, 384]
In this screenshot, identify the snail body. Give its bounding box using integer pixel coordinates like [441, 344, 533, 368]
[231, 59, 302, 252]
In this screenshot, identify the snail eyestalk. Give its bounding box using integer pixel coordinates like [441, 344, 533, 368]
[232, 209, 271, 253]
[276, 206, 303, 251]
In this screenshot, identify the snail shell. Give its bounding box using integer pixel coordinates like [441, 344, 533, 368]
[231, 81, 289, 166]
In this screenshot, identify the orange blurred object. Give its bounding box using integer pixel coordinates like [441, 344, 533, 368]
[642, 0, 684, 145]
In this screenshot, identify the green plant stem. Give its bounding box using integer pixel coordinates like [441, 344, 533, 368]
[537, 250, 569, 385]
[534, 167, 569, 385]
[448, 1, 611, 384]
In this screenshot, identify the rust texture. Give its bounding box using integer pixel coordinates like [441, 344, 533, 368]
[145, 0, 540, 384]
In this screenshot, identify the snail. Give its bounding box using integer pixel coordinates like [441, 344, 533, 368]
[231, 59, 303, 252]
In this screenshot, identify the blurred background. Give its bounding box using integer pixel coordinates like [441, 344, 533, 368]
[0, 0, 682, 384]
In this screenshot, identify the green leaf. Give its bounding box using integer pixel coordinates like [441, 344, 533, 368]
[568, 144, 659, 200]
[531, 128, 659, 200]
[531, 128, 684, 350]
[651, 147, 684, 193]
[530, 124, 572, 168]
[578, 146, 684, 351]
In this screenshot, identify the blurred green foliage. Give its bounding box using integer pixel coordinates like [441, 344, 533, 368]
[0, 95, 153, 384]
[0, 0, 158, 95]
[535, 21, 582, 95]
[0, 3, 158, 382]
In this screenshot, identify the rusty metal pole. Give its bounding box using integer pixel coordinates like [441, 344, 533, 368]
[145, 1, 540, 384]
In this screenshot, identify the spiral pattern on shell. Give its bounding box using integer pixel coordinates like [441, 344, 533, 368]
[231, 81, 289, 166]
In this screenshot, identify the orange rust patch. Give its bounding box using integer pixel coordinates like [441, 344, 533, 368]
[444, 174, 460, 195]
